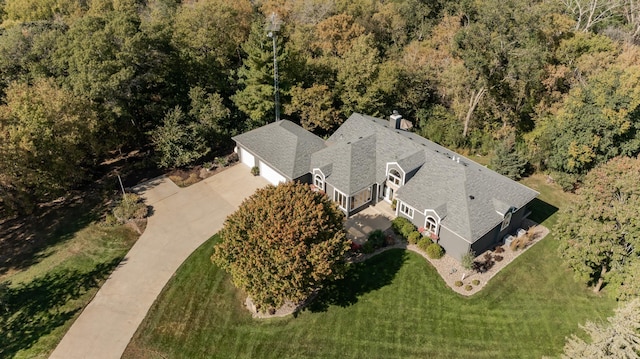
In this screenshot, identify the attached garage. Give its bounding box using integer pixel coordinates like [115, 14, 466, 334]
[239, 147, 255, 168]
[259, 161, 286, 185]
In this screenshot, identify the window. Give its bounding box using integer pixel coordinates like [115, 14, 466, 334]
[399, 202, 414, 218]
[425, 216, 437, 234]
[350, 186, 372, 210]
[334, 190, 348, 210]
[387, 169, 402, 185]
[501, 211, 512, 231]
[314, 174, 324, 190]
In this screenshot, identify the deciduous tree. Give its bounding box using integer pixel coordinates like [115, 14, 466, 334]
[212, 181, 350, 312]
[285, 83, 340, 132]
[556, 156, 640, 296]
[530, 52, 640, 177]
[0, 78, 98, 213]
[561, 299, 640, 358]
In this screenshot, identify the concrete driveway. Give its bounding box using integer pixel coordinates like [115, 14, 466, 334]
[49, 164, 268, 359]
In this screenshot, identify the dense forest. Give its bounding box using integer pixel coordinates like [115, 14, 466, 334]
[1, 0, 640, 215]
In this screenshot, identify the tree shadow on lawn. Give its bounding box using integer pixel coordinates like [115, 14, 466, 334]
[0, 194, 104, 277]
[307, 249, 406, 313]
[528, 198, 558, 224]
[0, 257, 125, 358]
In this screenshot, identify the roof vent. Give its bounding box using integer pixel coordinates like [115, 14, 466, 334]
[469, 195, 475, 200]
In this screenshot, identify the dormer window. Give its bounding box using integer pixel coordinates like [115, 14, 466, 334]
[314, 174, 324, 191]
[388, 169, 402, 185]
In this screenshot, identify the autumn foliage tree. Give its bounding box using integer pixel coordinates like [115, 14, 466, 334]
[561, 299, 640, 358]
[212, 181, 350, 312]
[556, 156, 640, 297]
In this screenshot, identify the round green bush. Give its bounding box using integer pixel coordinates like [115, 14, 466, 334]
[417, 238, 431, 251]
[465, 284, 473, 291]
[472, 279, 480, 285]
[401, 222, 416, 239]
[408, 231, 421, 244]
[368, 229, 385, 249]
[362, 241, 374, 254]
[391, 217, 411, 234]
[426, 243, 444, 259]
[454, 281, 463, 287]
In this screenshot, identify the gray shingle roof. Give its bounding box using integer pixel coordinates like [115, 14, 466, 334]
[396, 143, 538, 243]
[233, 113, 538, 244]
[311, 134, 377, 194]
[332, 113, 538, 243]
[232, 120, 326, 179]
[326, 113, 426, 184]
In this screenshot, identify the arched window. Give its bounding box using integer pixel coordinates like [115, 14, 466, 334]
[388, 169, 402, 185]
[501, 211, 512, 231]
[425, 216, 438, 234]
[314, 174, 324, 190]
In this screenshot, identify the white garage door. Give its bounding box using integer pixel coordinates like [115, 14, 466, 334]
[239, 147, 255, 167]
[259, 161, 286, 185]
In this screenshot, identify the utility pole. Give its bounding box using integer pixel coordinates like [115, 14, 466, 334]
[266, 12, 282, 122]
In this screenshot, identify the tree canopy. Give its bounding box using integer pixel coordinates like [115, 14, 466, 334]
[561, 299, 640, 358]
[556, 156, 640, 297]
[2, 0, 640, 213]
[211, 181, 350, 311]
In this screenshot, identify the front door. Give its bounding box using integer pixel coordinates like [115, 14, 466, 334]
[384, 185, 394, 202]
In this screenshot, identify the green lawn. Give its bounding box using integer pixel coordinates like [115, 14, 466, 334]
[124, 231, 615, 358]
[0, 205, 138, 359]
[123, 173, 616, 358]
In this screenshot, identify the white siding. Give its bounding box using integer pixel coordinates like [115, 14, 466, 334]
[239, 147, 255, 167]
[259, 161, 286, 185]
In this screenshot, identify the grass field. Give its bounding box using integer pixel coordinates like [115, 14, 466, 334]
[0, 201, 138, 359]
[124, 173, 615, 359]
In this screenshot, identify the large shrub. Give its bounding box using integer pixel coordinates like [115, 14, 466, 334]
[401, 222, 416, 238]
[408, 231, 421, 244]
[367, 229, 385, 249]
[426, 243, 445, 259]
[212, 182, 350, 311]
[417, 238, 431, 251]
[112, 193, 147, 224]
[391, 216, 412, 234]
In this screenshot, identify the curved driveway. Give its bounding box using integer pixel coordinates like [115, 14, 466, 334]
[50, 165, 268, 359]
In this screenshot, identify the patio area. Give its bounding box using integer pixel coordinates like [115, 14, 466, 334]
[345, 201, 395, 244]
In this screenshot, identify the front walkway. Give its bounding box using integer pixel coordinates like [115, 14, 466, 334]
[49, 165, 268, 359]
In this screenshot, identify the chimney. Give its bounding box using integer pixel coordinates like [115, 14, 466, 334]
[389, 110, 402, 129]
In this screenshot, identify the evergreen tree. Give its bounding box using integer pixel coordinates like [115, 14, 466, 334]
[232, 20, 285, 129]
[489, 133, 527, 180]
[150, 106, 208, 168]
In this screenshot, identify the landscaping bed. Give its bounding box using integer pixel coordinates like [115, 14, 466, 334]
[167, 153, 238, 188]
